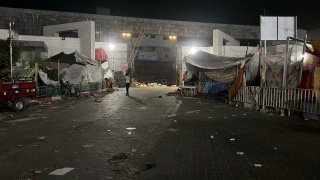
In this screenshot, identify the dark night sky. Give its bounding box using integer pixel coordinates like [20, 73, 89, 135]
[0, 0, 319, 30]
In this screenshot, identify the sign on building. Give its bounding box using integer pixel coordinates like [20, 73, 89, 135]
[260, 16, 296, 40]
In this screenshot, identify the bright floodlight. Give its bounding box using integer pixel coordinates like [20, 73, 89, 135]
[190, 47, 197, 54]
[108, 44, 115, 50]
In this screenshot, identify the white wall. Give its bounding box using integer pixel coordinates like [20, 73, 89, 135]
[43, 21, 95, 59]
[18, 35, 80, 57]
[0, 29, 8, 39]
[224, 46, 259, 57]
[213, 29, 240, 56]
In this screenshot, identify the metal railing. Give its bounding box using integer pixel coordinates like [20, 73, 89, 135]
[234, 86, 320, 115]
[36, 82, 106, 97]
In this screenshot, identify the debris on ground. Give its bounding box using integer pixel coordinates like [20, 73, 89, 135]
[253, 164, 262, 167]
[82, 144, 95, 148]
[229, 138, 236, 141]
[158, 96, 162, 98]
[237, 152, 244, 155]
[107, 130, 111, 132]
[166, 128, 178, 132]
[138, 107, 147, 110]
[131, 148, 137, 153]
[108, 153, 129, 164]
[112, 160, 139, 175]
[273, 147, 278, 150]
[167, 114, 177, 118]
[126, 127, 136, 130]
[49, 167, 74, 175]
[173, 120, 178, 123]
[208, 117, 212, 119]
[37, 136, 46, 140]
[145, 163, 156, 170]
[242, 114, 247, 116]
[210, 135, 214, 139]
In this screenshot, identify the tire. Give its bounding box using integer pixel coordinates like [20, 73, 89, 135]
[61, 89, 70, 100]
[13, 99, 24, 111]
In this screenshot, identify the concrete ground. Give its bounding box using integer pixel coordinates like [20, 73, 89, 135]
[1, 87, 320, 180]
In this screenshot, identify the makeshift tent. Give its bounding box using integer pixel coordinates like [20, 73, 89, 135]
[48, 51, 112, 84]
[184, 50, 251, 94]
[95, 48, 108, 61]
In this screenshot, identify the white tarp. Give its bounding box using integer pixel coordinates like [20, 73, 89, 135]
[184, 50, 250, 70]
[38, 69, 59, 86]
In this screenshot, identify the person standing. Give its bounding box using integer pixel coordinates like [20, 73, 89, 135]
[125, 73, 130, 96]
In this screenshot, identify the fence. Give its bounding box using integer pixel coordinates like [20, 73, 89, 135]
[234, 86, 320, 115]
[36, 82, 106, 97]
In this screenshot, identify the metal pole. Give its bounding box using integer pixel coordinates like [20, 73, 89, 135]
[283, 37, 290, 88]
[9, 21, 13, 79]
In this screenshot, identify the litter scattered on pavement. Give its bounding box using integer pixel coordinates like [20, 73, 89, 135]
[242, 114, 247, 116]
[208, 117, 212, 119]
[145, 163, 156, 170]
[173, 120, 178, 123]
[167, 114, 177, 117]
[107, 130, 111, 132]
[126, 127, 136, 130]
[215, 132, 219, 135]
[304, 118, 309, 121]
[273, 147, 278, 150]
[108, 153, 129, 163]
[131, 148, 137, 153]
[158, 96, 162, 98]
[237, 152, 244, 155]
[138, 107, 147, 110]
[49, 167, 74, 176]
[141, 154, 146, 156]
[33, 170, 42, 174]
[37, 136, 46, 140]
[254, 164, 262, 167]
[210, 135, 214, 139]
[229, 138, 236, 141]
[224, 117, 228, 119]
[166, 128, 178, 132]
[128, 132, 133, 135]
[232, 115, 236, 117]
[32, 144, 38, 147]
[82, 144, 95, 148]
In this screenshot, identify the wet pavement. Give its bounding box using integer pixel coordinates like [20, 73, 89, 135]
[1, 87, 320, 179]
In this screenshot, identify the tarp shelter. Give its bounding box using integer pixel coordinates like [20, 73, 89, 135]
[184, 50, 250, 83]
[184, 51, 250, 95]
[95, 48, 108, 61]
[48, 51, 112, 84]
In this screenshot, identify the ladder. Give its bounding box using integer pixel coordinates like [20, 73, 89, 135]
[126, 21, 145, 73]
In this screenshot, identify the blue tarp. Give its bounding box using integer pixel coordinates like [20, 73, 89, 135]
[202, 81, 229, 95]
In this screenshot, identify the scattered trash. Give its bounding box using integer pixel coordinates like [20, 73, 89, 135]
[215, 132, 219, 135]
[128, 132, 133, 135]
[131, 148, 137, 153]
[32, 144, 38, 147]
[229, 138, 236, 141]
[107, 130, 111, 132]
[173, 120, 178, 123]
[17, 144, 23, 147]
[208, 117, 212, 119]
[106, 176, 113, 180]
[254, 164, 262, 167]
[236, 104, 239, 107]
[54, 149, 59, 153]
[242, 114, 247, 116]
[138, 107, 147, 110]
[166, 128, 178, 132]
[82, 144, 95, 148]
[304, 118, 309, 121]
[37, 136, 46, 140]
[232, 115, 236, 117]
[49, 167, 74, 176]
[224, 117, 228, 119]
[33, 170, 42, 174]
[126, 127, 136, 130]
[158, 96, 162, 98]
[237, 152, 244, 155]
[269, 113, 274, 116]
[145, 163, 156, 170]
[141, 154, 146, 156]
[210, 135, 214, 139]
[108, 153, 129, 163]
[73, 126, 76, 128]
[167, 114, 177, 117]
[10, 114, 13, 117]
[273, 147, 278, 150]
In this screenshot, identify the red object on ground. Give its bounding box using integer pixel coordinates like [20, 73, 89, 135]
[95, 48, 108, 61]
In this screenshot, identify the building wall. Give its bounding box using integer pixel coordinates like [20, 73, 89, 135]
[213, 30, 240, 56]
[18, 35, 80, 57]
[43, 21, 95, 58]
[224, 46, 259, 57]
[0, 7, 308, 43]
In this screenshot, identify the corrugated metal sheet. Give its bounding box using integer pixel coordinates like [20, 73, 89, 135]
[13, 68, 35, 78]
